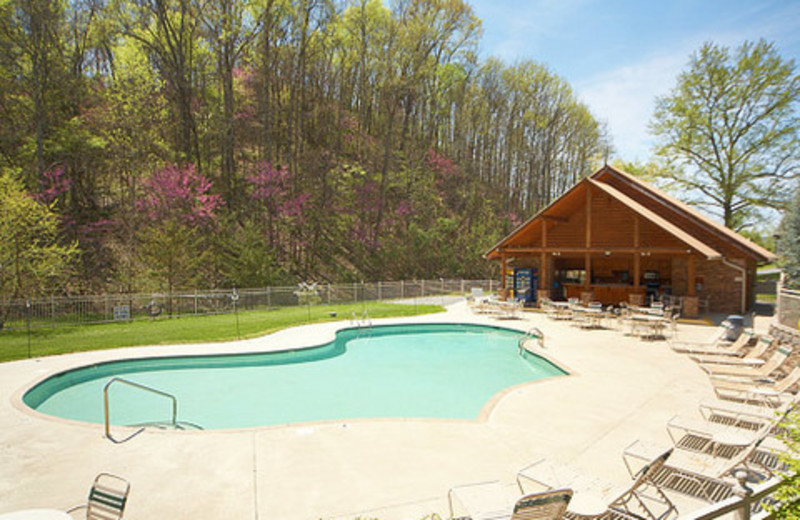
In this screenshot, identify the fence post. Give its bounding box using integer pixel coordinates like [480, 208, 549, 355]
[267, 286, 271, 307]
[732, 470, 753, 520]
[327, 283, 331, 304]
[401, 280, 405, 299]
[194, 290, 198, 315]
[421, 279, 425, 297]
[378, 281, 382, 301]
[51, 296, 56, 328]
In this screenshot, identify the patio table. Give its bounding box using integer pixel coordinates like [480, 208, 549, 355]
[627, 314, 668, 339]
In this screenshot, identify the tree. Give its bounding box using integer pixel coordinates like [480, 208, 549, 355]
[0, 169, 77, 301]
[651, 39, 800, 230]
[136, 163, 223, 292]
[772, 407, 800, 518]
[778, 183, 800, 289]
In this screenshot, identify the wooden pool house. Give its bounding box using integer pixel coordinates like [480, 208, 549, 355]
[484, 165, 776, 318]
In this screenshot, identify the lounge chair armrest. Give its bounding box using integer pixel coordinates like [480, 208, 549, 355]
[65, 504, 87, 518]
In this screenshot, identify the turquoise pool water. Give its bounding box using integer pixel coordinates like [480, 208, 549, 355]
[24, 323, 565, 429]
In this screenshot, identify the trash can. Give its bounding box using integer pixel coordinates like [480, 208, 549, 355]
[724, 315, 744, 342]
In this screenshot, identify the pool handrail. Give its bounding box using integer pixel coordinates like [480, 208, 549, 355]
[103, 377, 178, 443]
[518, 327, 545, 354]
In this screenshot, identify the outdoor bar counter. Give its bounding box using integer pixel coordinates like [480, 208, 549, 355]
[563, 283, 638, 305]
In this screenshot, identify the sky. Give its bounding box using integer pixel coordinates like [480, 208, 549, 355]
[467, 0, 800, 163]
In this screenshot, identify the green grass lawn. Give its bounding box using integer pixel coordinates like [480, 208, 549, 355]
[0, 302, 444, 363]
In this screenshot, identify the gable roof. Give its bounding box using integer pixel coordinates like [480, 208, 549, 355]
[485, 164, 776, 263]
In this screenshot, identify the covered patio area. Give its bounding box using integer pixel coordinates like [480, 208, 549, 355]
[485, 165, 775, 318]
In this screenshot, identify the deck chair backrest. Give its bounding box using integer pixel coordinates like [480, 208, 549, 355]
[512, 488, 573, 520]
[745, 336, 773, 360]
[776, 366, 800, 394]
[759, 346, 793, 374]
[730, 330, 757, 353]
[621, 448, 673, 498]
[86, 473, 129, 520]
[714, 421, 777, 478]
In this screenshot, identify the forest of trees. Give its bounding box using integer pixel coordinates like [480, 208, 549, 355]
[0, 0, 610, 298]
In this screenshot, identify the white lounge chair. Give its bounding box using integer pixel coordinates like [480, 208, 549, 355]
[667, 323, 733, 354]
[516, 450, 676, 520]
[665, 399, 796, 458]
[712, 366, 800, 406]
[701, 345, 792, 381]
[687, 332, 762, 365]
[622, 426, 777, 503]
[698, 393, 800, 428]
[447, 484, 573, 520]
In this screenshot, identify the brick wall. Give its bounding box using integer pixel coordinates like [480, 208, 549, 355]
[695, 258, 746, 315]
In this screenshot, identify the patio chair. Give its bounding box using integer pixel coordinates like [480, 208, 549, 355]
[701, 346, 792, 381]
[66, 473, 130, 520]
[516, 449, 676, 520]
[622, 431, 774, 503]
[447, 484, 573, 520]
[712, 366, 800, 406]
[687, 332, 761, 365]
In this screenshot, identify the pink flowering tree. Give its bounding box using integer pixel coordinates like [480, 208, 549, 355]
[34, 165, 71, 205]
[246, 162, 310, 253]
[427, 149, 465, 211]
[136, 163, 223, 293]
[137, 163, 223, 227]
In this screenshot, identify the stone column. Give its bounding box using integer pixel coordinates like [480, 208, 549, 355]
[683, 296, 699, 318]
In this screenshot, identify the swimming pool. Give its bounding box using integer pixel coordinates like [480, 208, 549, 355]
[23, 323, 565, 430]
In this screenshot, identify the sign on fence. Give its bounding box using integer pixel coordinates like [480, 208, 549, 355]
[113, 305, 130, 321]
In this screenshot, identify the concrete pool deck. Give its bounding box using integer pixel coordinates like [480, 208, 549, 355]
[0, 300, 768, 519]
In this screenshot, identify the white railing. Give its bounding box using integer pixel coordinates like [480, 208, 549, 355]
[679, 475, 783, 520]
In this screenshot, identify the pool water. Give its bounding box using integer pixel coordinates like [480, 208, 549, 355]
[24, 323, 565, 429]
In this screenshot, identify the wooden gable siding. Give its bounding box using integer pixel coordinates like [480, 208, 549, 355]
[638, 217, 687, 250]
[589, 189, 634, 248]
[596, 172, 761, 261]
[546, 203, 587, 248]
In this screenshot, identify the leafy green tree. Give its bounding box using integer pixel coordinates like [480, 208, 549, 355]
[772, 408, 800, 518]
[778, 184, 800, 289]
[651, 39, 800, 230]
[0, 169, 77, 300]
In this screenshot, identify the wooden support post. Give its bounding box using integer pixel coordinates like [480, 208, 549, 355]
[540, 252, 547, 291]
[688, 254, 696, 297]
[633, 215, 641, 291]
[585, 185, 592, 249]
[585, 253, 592, 289]
[540, 223, 548, 293]
[585, 185, 593, 292]
[500, 253, 507, 300]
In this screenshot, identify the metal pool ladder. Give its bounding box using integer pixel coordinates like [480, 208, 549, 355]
[350, 310, 372, 328]
[518, 327, 545, 354]
[104, 377, 180, 443]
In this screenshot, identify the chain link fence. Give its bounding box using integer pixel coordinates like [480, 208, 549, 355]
[0, 279, 498, 331]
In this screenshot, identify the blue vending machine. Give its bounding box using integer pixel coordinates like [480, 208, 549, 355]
[513, 268, 538, 306]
